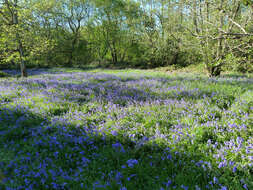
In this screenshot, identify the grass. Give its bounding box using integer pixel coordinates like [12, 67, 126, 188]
[0, 68, 252, 190]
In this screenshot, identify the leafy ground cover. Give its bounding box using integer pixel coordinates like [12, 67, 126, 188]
[0, 68, 252, 190]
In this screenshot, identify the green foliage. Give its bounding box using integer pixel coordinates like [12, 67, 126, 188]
[0, 0, 252, 75]
[0, 71, 11, 78]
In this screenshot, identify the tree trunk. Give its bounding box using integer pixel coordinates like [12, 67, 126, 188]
[193, 0, 199, 34]
[171, 50, 179, 65]
[211, 1, 224, 78]
[67, 33, 78, 66]
[109, 41, 118, 65]
[111, 51, 118, 65]
[13, 0, 27, 77]
[18, 39, 27, 77]
[208, 65, 221, 77]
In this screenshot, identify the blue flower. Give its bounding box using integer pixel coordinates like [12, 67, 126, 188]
[166, 180, 172, 187]
[126, 159, 138, 168]
[111, 130, 118, 136]
[220, 186, 227, 190]
[112, 142, 125, 153]
[181, 185, 188, 190]
[213, 177, 218, 184]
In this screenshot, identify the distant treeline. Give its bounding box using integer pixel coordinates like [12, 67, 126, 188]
[0, 0, 252, 76]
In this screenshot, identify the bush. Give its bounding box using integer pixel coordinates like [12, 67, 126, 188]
[224, 53, 253, 73]
[0, 71, 11, 78]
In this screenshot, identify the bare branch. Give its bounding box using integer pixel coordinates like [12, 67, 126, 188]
[222, 33, 253, 36]
[228, 18, 247, 34]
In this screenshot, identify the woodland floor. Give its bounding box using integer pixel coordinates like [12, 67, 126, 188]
[0, 68, 252, 190]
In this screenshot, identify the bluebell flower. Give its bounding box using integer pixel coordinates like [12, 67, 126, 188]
[213, 177, 218, 184]
[166, 180, 172, 187]
[181, 185, 188, 190]
[126, 159, 138, 168]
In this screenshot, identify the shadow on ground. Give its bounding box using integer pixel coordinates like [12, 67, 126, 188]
[0, 106, 247, 190]
[0, 70, 252, 189]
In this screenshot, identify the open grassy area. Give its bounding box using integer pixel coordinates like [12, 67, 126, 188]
[0, 68, 252, 190]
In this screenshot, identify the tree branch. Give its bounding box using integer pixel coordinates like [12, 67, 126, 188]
[228, 18, 247, 34]
[0, 9, 12, 24]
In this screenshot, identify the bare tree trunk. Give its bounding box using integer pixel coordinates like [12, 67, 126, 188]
[213, 2, 224, 77]
[193, 0, 199, 34]
[208, 1, 224, 77]
[179, 0, 184, 24]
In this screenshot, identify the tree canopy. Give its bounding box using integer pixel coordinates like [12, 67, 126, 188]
[0, 0, 252, 76]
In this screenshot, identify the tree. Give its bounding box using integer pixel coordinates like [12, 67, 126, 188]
[91, 0, 140, 65]
[0, 0, 252, 74]
[59, 0, 91, 66]
[0, 0, 27, 77]
[186, 0, 253, 76]
[0, 0, 56, 75]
